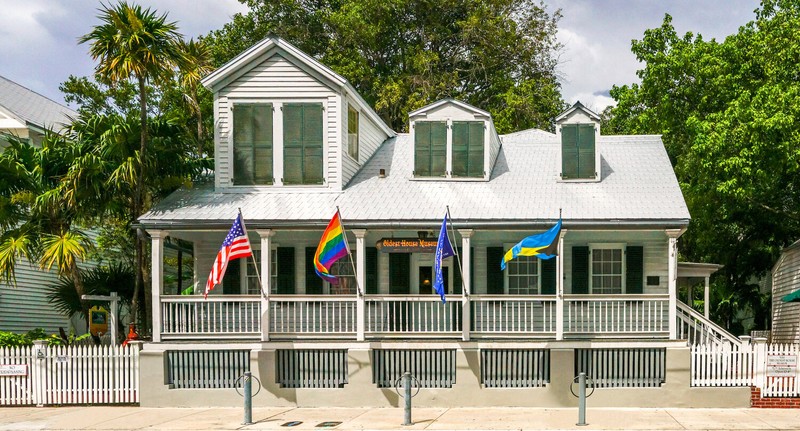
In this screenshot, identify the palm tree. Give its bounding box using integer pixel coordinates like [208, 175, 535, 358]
[0, 133, 94, 322]
[79, 2, 183, 328]
[177, 38, 214, 155]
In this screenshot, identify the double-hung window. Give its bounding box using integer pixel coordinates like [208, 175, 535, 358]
[590, 245, 623, 294]
[414, 121, 447, 177]
[233, 104, 273, 185]
[451, 121, 484, 177]
[244, 249, 280, 294]
[329, 251, 357, 295]
[506, 255, 539, 295]
[283, 103, 324, 185]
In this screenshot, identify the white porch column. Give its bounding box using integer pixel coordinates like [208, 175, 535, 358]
[704, 276, 710, 319]
[458, 229, 473, 341]
[149, 230, 168, 343]
[666, 229, 681, 340]
[256, 229, 274, 342]
[556, 229, 567, 341]
[353, 229, 367, 341]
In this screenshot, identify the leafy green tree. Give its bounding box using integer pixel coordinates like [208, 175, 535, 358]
[79, 2, 183, 328]
[65, 113, 208, 332]
[204, 0, 565, 132]
[176, 38, 214, 155]
[0, 133, 93, 322]
[604, 1, 800, 331]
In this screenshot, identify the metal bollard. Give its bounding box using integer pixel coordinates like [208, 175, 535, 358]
[577, 372, 587, 426]
[403, 372, 413, 426]
[243, 371, 253, 425]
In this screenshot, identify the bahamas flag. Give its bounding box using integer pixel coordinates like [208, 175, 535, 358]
[500, 219, 562, 270]
[314, 211, 349, 284]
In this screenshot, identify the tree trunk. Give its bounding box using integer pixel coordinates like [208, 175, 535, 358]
[69, 261, 89, 332]
[131, 76, 149, 333]
[194, 89, 204, 156]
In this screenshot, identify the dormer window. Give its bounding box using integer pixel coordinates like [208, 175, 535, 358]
[283, 103, 324, 185]
[414, 121, 447, 176]
[452, 121, 484, 177]
[561, 123, 596, 179]
[233, 104, 273, 185]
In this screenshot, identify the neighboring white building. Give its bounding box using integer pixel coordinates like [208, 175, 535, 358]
[137, 37, 748, 408]
[771, 239, 800, 343]
[0, 76, 81, 334]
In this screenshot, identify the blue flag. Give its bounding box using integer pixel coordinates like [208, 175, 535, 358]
[434, 214, 455, 303]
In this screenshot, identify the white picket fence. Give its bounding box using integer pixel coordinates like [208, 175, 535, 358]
[691, 339, 799, 397]
[0, 342, 139, 406]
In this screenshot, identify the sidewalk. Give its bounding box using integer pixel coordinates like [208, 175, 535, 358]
[1, 406, 799, 430]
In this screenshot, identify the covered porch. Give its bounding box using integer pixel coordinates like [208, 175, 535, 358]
[148, 225, 684, 342]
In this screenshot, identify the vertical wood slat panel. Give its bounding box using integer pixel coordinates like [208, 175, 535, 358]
[371, 349, 456, 388]
[574, 348, 665, 388]
[276, 350, 348, 388]
[479, 349, 550, 388]
[166, 350, 249, 389]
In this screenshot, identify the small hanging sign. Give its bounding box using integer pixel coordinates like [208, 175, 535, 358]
[0, 364, 28, 376]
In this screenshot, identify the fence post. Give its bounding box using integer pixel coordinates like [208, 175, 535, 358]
[31, 340, 47, 407]
[753, 337, 767, 391]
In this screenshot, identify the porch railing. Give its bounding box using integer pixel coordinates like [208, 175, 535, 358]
[269, 295, 357, 338]
[158, 294, 675, 341]
[160, 295, 261, 340]
[470, 295, 557, 337]
[564, 294, 669, 336]
[365, 296, 462, 337]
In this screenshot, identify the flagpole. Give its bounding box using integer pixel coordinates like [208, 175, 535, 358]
[446, 205, 468, 296]
[337, 206, 363, 297]
[238, 208, 268, 300]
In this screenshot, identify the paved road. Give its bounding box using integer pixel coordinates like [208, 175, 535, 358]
[0, 406, 799, 430]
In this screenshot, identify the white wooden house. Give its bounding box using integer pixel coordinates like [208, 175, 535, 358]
[771, 239, 800, 343]
[138, 37, 749, 408]
[0, 75, 82, 334]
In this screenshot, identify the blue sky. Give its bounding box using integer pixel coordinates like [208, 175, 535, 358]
[0, 0, 760, 112]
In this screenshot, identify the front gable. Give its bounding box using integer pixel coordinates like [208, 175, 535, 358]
[203, 37, 393, 191]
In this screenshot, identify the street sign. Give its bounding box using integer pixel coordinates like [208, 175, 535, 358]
[0, 364, 28, 376]
[766, 354, 797, 377]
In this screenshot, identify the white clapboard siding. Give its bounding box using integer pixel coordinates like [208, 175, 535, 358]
[1, 344, 139, 406]
[341, 96, 390, 186]
[771, 245, 800, 344]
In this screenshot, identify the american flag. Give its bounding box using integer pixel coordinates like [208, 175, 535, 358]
[204, 213, 253, 298]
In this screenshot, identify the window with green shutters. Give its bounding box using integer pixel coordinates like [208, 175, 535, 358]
[283, 103, 324, 184]
[451, 121, 484, 177]
[233, 104, 273, 185]
[561, 123, 596, 179]
[414, 121, 447, 177]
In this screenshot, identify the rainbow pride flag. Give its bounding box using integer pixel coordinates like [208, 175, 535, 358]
[314, 211, 349, 284]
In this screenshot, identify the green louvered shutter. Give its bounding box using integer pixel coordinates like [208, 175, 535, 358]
[625, 246, 644, 294]
[222, 259, 241, 294]
[577, 124, 596, 178]
[541, 258, 557, 294]
[233, 104, 273, 185]
[572, 246, 589, 294]
[283, 103, 323, 185]
[431, 122, 447, 176]
[561, 124, 579, 179]
[276, 247, 295, 294]
[486, 247, 505, 294]
[389, 253, 410, 294]
[305, 247, 323, 294]
[452, 122, 484, 177]
[366, 246, 378, 294]
[414, 121, 446, 177]
[414, 121, 431, 176]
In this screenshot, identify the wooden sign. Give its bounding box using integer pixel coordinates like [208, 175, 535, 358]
[0, 364, 28, 377]
[767, 354, 797, 377]
[376, 238, 438, 253]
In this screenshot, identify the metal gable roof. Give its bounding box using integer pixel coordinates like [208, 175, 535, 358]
[0, 75, 76, 132]
[140, 131, 690, 229]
